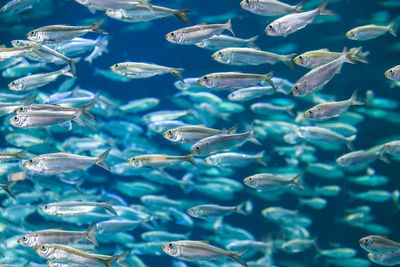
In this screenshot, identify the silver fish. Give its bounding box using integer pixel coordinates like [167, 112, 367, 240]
[195, 34, 258, 50]
[346, 21, 397, 41]
[127, 154, 197, 168]
[360, 235, 400, 254]
[187, 201, 252, 218]
[110, 62, 184, 81]
[243, 173, 303, 190]
[385, 65, 400, 81]
[198, 71, 275, 89]
[240, 0, 305, 16]
[40, 199, 117, 216]
[163, 124, 235, 144]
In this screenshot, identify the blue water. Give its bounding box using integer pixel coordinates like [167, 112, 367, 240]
[1, 0, 400, 266]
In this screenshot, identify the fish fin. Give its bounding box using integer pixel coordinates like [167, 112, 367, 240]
[317, 0, 334, 15]
[170, 67, 184, 81]
[22, 261, 29, 267]
[74, 102, 96, 126]
[226, 123, 238, 134]
[282, 53, 297, 70]
[290, 173, 304, 188]
[295, 0, 306, 12]
[180, 173, 195, 193]
[378, 153, 390, 164]
[106, 250, 131, 267]
[286, 104, 295, 117]
[103, 198, 117, 215]
[341, 47, 356, 64]
[261, 71, 275, 90]
[85, 222, 99, 246]
[247, 122, 262, 146]
[184, 154, 197, 167]
[246, 35, 259, 47]
[256, 151, 267, 166]
[23, 95, 36, 105]
[229, 249, 248, 267]
[67, 57, 81, 78]
[345, 135, 356, 151]
[235, 199, 253, 215]
[388, 20, 398, 37]
[225, 18, 235, 36]
[172, 9, 191, 24]
[348, 46, 369, 64]
[95, 148, 111, 171]
[349, 90, 364, 106]
[12, 150, 28, 159]
[90, 19, 107, 34]
[0, 182, 15, 199]
[60, 65, 74, 78]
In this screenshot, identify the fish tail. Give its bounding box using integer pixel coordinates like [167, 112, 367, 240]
[317, 0, 334, 15]
[229, 250, 248, 267]
[378, 152, 390, 164]
[341, 47, 356, 64]
[74, 102, 96, 126]
[262, 71, 276, 90]
[22, 95, 36, 106]
[184, 154, 197, 167]
[138, 0, 152, 9]
[95, 148, 111, 171]
[225, 18, 235, 36]
[247, 122, 262, 146]
[345, 135, 356, 151]
[246, 35, 259, 47]
[172, 9, 191, 24]
[282, 53, 297, 69]
[12, 150, 28, 159]
[235, 200, 253, 215]
[180, 173, 195, 193]
[348, 46, 369, 64]
[290, 173, 304, 188]
[84, 222, 99, 246]
[388, 20, 398, 37]
[0, 182, 15, 199]
[226, 123, 238, 134]
[255, 151, 267, 166]
[67, 57, 81, 78]
[295, 0, 306, 12]
[90, 19, 107, 34]
[170, 67, 185, 81]
[286, 104, 296, 117]
[349, 90, 364, 106]
[106, 250, 130, 267]
[60, 65, 74, 78]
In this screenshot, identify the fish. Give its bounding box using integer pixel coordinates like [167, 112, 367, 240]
[187, 200, 252, 218]
[110, 62, 184, 81]
[74, 0, 151, 12]
[26, 20, 107, 42]
[127, 154, 197, 168]
[291, 48, 355, 97]
[295, 126, 356, 149]
[385, 65, 400, 81]
[304, 91, 364, 120]
[0, 150, 27, 162]
[165, 19, 234, 44]
[240, 0, 305, 16]
[162, 240, 248, 267]
[346, 21, 398, 41]
[243, 173, 303, 191]
[195, 35, 258, 50]
[23, 148, 110, 174]
[18, 223, 98, 247]
[265, 0, 333, 37]
[360, 235, 400, 254]
[205, 151, 266, 167]
[198, 71, 275, 89]
[0, 44, 41, 61]
[40, 199, 117, 216]
[0, 0, 39, 15]
[336, 150, 389, 166]
[163, 124, 236, 143]
[368, 251, 400, 266]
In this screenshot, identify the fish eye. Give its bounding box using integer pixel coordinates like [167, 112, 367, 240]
[29, 159, 33, 163]
[308, 110, 313, 114]
[268, 25, 273, 29]
[294, 86, 299, 91]
[218, 52, 222, 56]
[203, 76, 208, 81]
[22, 236, 27, 240]
[248, 177, 252, 180]
[246, 0, 249, 2]
[169, 243, 173, 248]
[364, 239, 369, 245]
[41, 245, 46, 251]
[390, 70, 394, 74]
[115, 64, 119, 68]
[168, 130, 172, 134]
[171, 32, 175, 36]
[195, 146, 200, 150]
[13, 116, 18, 121]
[43, 204, 48, 209]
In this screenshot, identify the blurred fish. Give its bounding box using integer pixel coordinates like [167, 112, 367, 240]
[346, 21, 398, 41]
[360, 235, 400, 254]
[40, 199, 117, 215]
[195, 35, 258, 50]
[187, 200, 252, 218]
[127, 154, 197, 168]
[385, 65, 400, 81]
[0, 0, 39, 15]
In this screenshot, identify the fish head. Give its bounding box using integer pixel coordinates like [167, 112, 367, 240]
[105, 9, 124, 19]
[187, 207, 202, 217]
[162, 242, 182, 257]
[335, 155, 347, 166]
[40, 203, 57, 215]
[14, 106, 26, 114]
[346, 30, 357, 40]
[303, 108, 318, 119]
[165, 31, 184, 44]
[290, 80, 307, 97]
[228, 91, 241, 101]
[205, 155, 217, 166]
[26, 30, 42, 42]
[162, 129, 179, 142]
[18, 233, 39, 247]
[110, 63, 124, 73]
[23, 156, 44, 172]
[243, 176, 257, 188]
[8, 79, 25, 91]
[190, 141, 207, 155]
[240, 0, 255, 11]
[11, 40, 30, 48]
[384, 68, 396, 80]
[198, 75, 216, 88]
[359, 236, 372, 251]
[265, 22, 280, 36]
[293, 55, 309, 67]
[9, 114, 29, 128]
[127, 156, 143, 168]
[212, 50, 229, 64]
[34, 244, 56, 259]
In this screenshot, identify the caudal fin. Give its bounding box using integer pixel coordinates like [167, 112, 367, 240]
[170, 68, 184, 81]
[106, 250, 131, 267]
[281, 53, 296, 70]
[172, 9, 191, 24]
[102, 199, 117, 216]
[388, 20, 398, 37]
[224, 18, 235, 36]
[348, 47, 369, 64]
[247, 122, 262, 146]
[95, 148, 111, 171]
[90, 19, 107, 34]
[60, 65, 74, 78]
[0, 182, 15, 199]
[261, 71, 275, 90]
[84, 222, 99, 246]
[184, 154, 197, 167]
[67, 57, 81, 78]
[349, 90, 364, 106]
[345, 135, 356, 151]
[74, 102, 96, 126]
[290, 173, 304, 188]
[246, 35, 259, 48]
[295, 0, 306, 12]
[341, 47, 356, 64]
[317, 0, 334, 15]
[229, 250, 248, 267]
[255, 151, 267, 166]
[12, 150, 28, 159]
[235, 200, 253, 215]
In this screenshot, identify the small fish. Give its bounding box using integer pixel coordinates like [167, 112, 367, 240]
[360, 235, 400, 254]
[190, 123, 261, 156]
[291, 48, 354, 97]
[295, 126, 356, 149]
[0, 150, 27, 162]
[212, 47, 296, 69]
[265, 0, 333, 37]
[23, 148, 110, 174]
[18, 223, 98, 247]
[127, 154, 197, 168]
[198, 71, 274, 89]
[385, 65, 400, 81]
[228, 86, 275, 102]
[105, 5, 191, 24]
[205, 151, 266, 167]
[0, 44, 40, 61]
[141, 231, 191, 242]
[346, 21, 398, 41]
[163, 125, 235, 144]
[165, 19, 234, 44]
[0, 0, 39, 15]
[240, 0, 305, 16]
[368, 251, 400, 266]
[110, 62, 184, 81]
[162, 240, 248, 267]
[34, 244, 128, 266]
[74, 0, 151, 12]
[299, 197, 327, 210]
[26, 20, 107, 43]
[336, 150, 389, 166]
[243, 173, 303, 191]
[251, 102, 295, 116]
[195, 35, 258, 50]
[304, 91, 364, 120]
[40, 199, 117, 216]
[8, 66, 73, 91]
[187, 200, 252, 218]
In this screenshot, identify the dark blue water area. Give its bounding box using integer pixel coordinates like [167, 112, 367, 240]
[1, 0, 400, 266]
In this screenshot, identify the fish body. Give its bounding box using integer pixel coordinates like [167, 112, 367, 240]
[243, 173, 302, 190]
[198, 71, 274, 89]
[346, 22, 397, 41]
[40, 199, 117, 216]
[240, 0, 305, 16]
[163, 125, 231, 143]
[385, 65, 400, 81]
[127, 154, 196, 168]
[360, 235, 400, 254]
[195, 35, 258, 50]
[110, 62, 184, 81]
